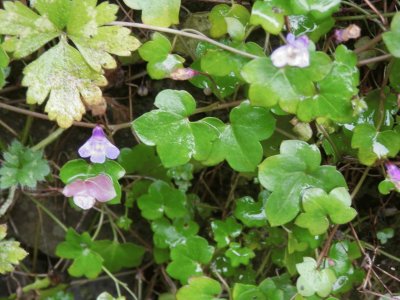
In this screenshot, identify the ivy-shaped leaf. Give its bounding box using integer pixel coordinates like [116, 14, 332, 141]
[291, 0, 341, 20]
[22, 39, 107, 128]
[152, 218, 199, 249]
[234, 196, 267, 228]
[241, 51, 331, 114]
[209, 4, 250, 41]
[351, 124, 400, 166]
[211, 217, 242, 248]
[0, 141, 50, 189]
[296, 257, 337, 297]
[123, 0, 181, 27]
[201, 101, 276, 172]
[0, 224, 28, 274]
[176, 276, 223, 300]
[138, 33, 184, 79]
[0, 1, 60, 58]
[65, 0, 140, 72]
[295, 187, 357, 235]
[225, 242, 255, 267]
[297, 46, 359, 123]
[289, 14, 335, 42]
[166, 236, 214, 284]
[137, 180, 187, 220]
[258, 140, 347, 226]
[249, 0, 292, 35]
[91, 240, 145, 272]
[55, 228, 103, 279]
[383, 13, 400, 58]
[132, 89, 218, 167]
[60, 159, 125, 204]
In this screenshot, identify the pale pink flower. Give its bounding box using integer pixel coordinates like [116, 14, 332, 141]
[386, 162, 400, 189]
[78, 126, 120, 164]
[63, 174, 116, 210]
[169, 68, 199, 81]
[271, 33, 310, 68]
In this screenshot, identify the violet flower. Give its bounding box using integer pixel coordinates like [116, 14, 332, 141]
[271, 33, 310, 68]
[63, 174, 116, 210]
[334, 24, 361, 43]
[78, 125, 120, 164]
[386, 162, 400, 189]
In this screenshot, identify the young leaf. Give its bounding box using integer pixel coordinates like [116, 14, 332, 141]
[166, 236, 214, 284]
[296, 257, 337, 297]
[351, 124, 400, 166]
[234, 196, 267, 228]
[176, 276, 223, 300]
[22, 39, 108, 128]
[0, 1, 61, 58]
[123, 0, 181, 27]
[383, 13, 400, 57]
[225, 242, 255, 267]
[97, 292, 126, 300]
[137, 180, 187, 220]
[0, 224, 28, 274]
[91, 240, 145, 272]
[377, 228, 394, 245]
[66, 0, 140, 72]
[138, 33, 184, 79]
[295, 187, 357, 235]
[258, 140, 347, 226]
[249, 0, 292, 34]
[211, 217, 242, 248]
[201, 101, 276, 172]
[55, 228, 103, 279]
[0, 141, 50, 189]
[132, 89, 218, 167]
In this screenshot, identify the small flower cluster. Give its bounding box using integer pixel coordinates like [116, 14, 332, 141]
[63, 126, 120, 210]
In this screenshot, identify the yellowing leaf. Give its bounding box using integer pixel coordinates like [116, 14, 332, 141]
[0, 224, 28, 274]
[123, 0, 181, 27]
[67, 0, 141, 71]
[22, 39, 107, 128]
[0, 1, 60, 58]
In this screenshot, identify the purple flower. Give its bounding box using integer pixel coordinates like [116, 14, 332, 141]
[63, 174, 116, 210]
[78, 125, 120, 163]
[386, 162, 400, 189]
[271, 33, 310, 68]
[334, 24, 361, 43]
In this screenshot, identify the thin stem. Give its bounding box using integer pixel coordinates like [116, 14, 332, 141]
[92, 206, 105, 241]
[357, 53, 392, 66]
[110, 21, 260, 60]
[0, 185, 17, 218]
[316, 123, 340, 160]
[29, 197, 68, 233]
[102, 266, 138, 300]
[354, 34, 382, 54]
[351, 167, 371, 199]
[335, 11, 397, 21]
[31, 127, 65, 151]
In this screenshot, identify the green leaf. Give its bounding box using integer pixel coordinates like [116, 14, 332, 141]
[211, 217, 242, 248]
[296, 257, 337, 297]
[225, 243, 255, 267]
[258, 140, 347, 226]
[91, 241, 145, 272]
[137, 180, 187, 220]
[32, 0, 72, 29]
[0, 141, 50, 189]
[60, 159, 125, 205]
[289, 14, 335, 42]
[152, 218, 199, 249]
[133, 89, 219, 167]
[241, 52, 331, 114]
[22, 39, 108, 128]
[66, 0, 140, 72]
[118, 145, 169, 181]
[249, 0, 292, 35]
[0, 1, 60, 58]
[295, 187, 357, 235]
[176, 276, 223, 300]
[138, 33, 184, 79]
[297, 45, 359, 123]
[202, 101, 276, 172]
[383, 13, 400, 57]
[351, 124, 400, 165]
[378, 179, 396, 195]
[55, 228, 103, 279]
[167, 236, 214, 284]
[123, 0, 180, 27]
[291, 0, 341, 20]
[0, 224, 28, 274]
[209, 4, 250, 41]
[234, 196, 267, 227]
[96, 292, 126, 300]
[377, 228, 394, 245]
